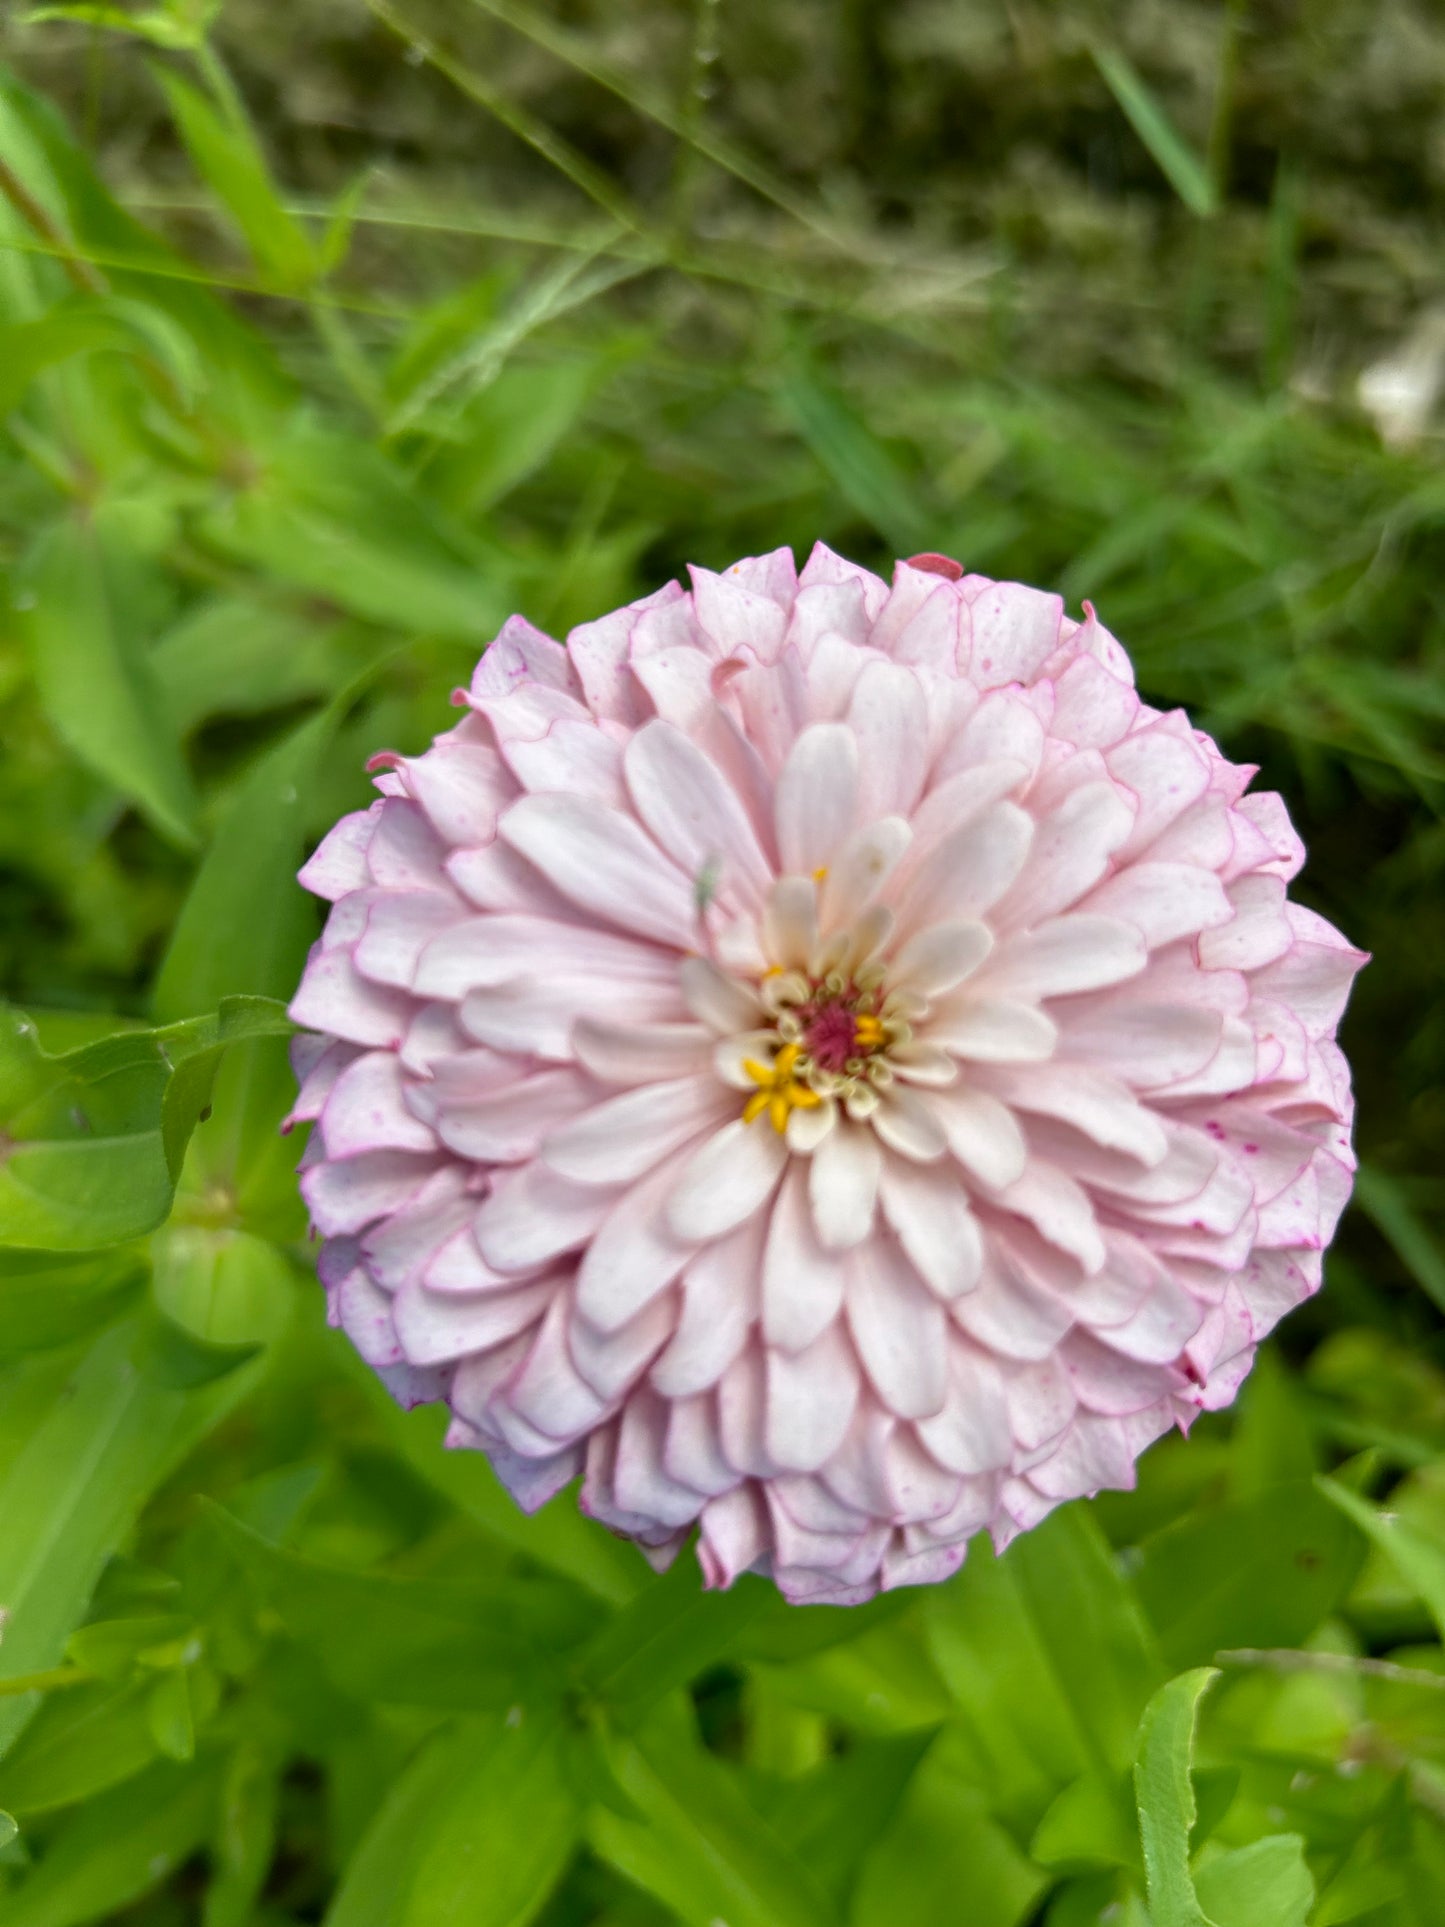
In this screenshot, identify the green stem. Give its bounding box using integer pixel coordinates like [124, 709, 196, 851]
[0, 1666, 93, 1698]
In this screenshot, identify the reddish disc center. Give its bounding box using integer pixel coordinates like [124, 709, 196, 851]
[804, 1003, 859, 1073]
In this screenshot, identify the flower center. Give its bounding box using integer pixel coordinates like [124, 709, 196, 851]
[739, 967, 911, 1134]
[803, 1000, 862, 1072]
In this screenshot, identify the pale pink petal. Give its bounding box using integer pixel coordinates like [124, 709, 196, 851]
[500, 793, 699, 946]
[762, 1162, 846, 1350]
[624, 720, 772, 903]
[880, 1159, 984, 1300]
[847, 1240, 947, 1420]
[774, 723, 859, 875]
[809, 1119, 883, 1250]
[542, 1077, 732, 1184]
[667, 1119, 788, 1243]
[888, 919, 992, 998]
[571, 1018, 713, 1085]
[767, 1323, 862, 1470]
[932, 1086, 1028, 1188]
[978, 914, 1147, 1001]
[930, 998, 1058, 1063]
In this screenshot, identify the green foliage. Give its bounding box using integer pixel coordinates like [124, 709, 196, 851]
[0, 0, 1441, 1920]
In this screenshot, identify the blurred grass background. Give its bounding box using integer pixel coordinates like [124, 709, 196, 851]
[0, 2, 1443, 1923]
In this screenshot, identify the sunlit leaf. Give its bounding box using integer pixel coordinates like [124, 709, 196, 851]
[153, 65, 315, 288]
[0, 1756, 220, 1927]
[16, 512, 199, 848]
[1133, 1668, 1220, 1927]
[1134, 1482, 1366, 1669]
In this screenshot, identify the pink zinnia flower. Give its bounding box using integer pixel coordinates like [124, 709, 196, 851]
[288, 545, 1364, 1604]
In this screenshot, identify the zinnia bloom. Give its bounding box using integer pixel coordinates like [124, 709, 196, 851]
[288, 545, 1364, 1604]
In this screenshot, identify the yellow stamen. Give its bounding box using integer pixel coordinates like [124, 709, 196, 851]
[812, 865, 828, 883]
[742, 1040, 822, 1131]
[853, 1014, 887, 1050]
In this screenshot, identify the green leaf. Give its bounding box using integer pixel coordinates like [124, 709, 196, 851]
[154, 707, 333, 1022]
[0, 1318, 258, 1762]
[324, 1724, 477, 1927]
[762, 1730, 935, 1909]
[203, 1742, 279, 1927]
[1133, 1668, 1220, 1927]
[1089, 44, 1217, 217]
[1318, 1475, 1445, 1640]
[153, 66, 315, 288]
[574, 1552, 772, 1724]
[400, 1701, 580, 1927]
[850, 1747, 1048, 1927]
[777, 349, 930, 555]
[0, 1755, 219, 1927]
[589, 1709, 840, 1927]
[1135, 1481, 1367, 1669]
[1194, 1835, 1314, 1927]
[199, 423, 510, 638]
[0, 1679, 160, 1814]
[132, 1305, 262, 1390]
[17, 512, 199, 848]
[150, 596, 344, 736]
[362, 1381, 647, 1607]
[1031, 1771, 1139, 1872]
[22, 4, 211, 51]
[0, 296, 202, 415]
[0, 998, 292, 1250]
[150, 1229, 294, 1349]
[0, 1248, 145, 1357]
[145, 1667, 195, 1762]
[924, 1506, 1161, 1833]
[1354, 1166, 1445, 1315]
[66, 1615, 193, 1682]
[204, 1505, 601, 1709]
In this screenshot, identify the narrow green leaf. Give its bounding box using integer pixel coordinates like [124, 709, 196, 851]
[0, 1319, 258, 1761]
[0, 1248, 145, 1357]
[1318, 1475, 1445, 1640]
[325, 1724, 477, 1927]
[132, 1305, 262, 1390]
[777, 351, 930, 554]
[1133, 1668, 1220, 1927]
[146, 1667, 195, 1762]
[153, 66, 314, 287]
[154, 710, 333, 1022]
[766, 1730, 936, 1909]
[1134, 1481, 1366, 1669]
[1354, 1166, 1445, 1315]
[400, 1701, 580, 1927]
[852, 1738, 1048, 1927]
[22, 5, 207, 50]
[1194, 1835, 1314, 1927]
[17, 513, 199, 847]
[575, 1551, 772, 1723]
[203, 1742, 279, 1927]
[204, 1504, 600, 1708]
[362, 1380, 647, 1607]
[1090, 44, 1217, 218]
[0, 296, 201, 415]
[0, 1678, 159, 1814]
[589, 1709, 839, 1927]
[199, 423, 510, 638]
[0, 1755, 219, 1927]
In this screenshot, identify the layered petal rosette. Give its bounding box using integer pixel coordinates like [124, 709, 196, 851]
[288, 545, 1365, 1604]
